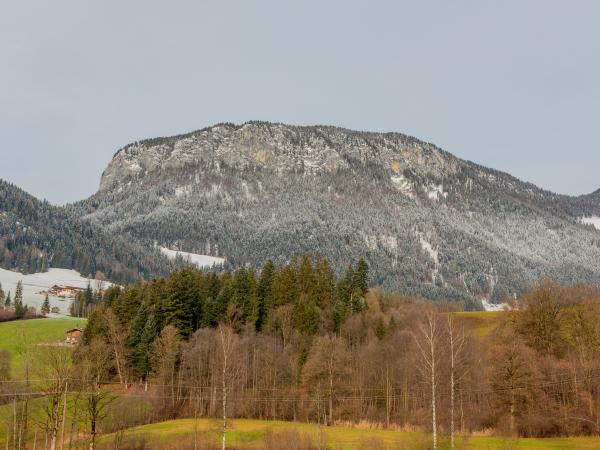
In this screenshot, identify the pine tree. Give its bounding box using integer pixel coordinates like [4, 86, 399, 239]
[375, 317, 387, 341]
[229, 267, 259, 330]
[314, 254, 334, 309]
[297, 254, 316, 300]
[14, 281, 25, 318]
[84, 283, 94, 306]
[41, 294, 51, 315]
[129, 303, 158, 378]
[136, 313, 159, 377]
[354, 258, 369, 297]
[256, 259, 275, 331]
[15, 281, 23, 304]
[294, 293, 319, 335]
[0, 282, 4, 307]
[128, 302, 150, 351]
[164, 269, 198, 338]
[204, 273, 232, 327]
[333, 265, 354, 331]
[5, 291, 11, 308]
[271, 265, 298, 308]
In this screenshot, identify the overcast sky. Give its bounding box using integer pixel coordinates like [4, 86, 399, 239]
[1, 1, 598, 205]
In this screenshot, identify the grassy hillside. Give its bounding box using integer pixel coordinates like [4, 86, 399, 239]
[0, 317, 86, 376]
[96, 418, 600, 449]
[454, 311, 504, 337]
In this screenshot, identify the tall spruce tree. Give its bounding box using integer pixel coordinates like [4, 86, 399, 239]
[256, 259, 275, 331]
[204, 272, 232, 327]
[227, 267, 259, 330]
[84, 283, 94, 306]
[41, 294, 51, 315]
[15, 281, 23, 304]
[164, 268, 198, 338]
[136, 313, 159, 378]
[14, 281, 25, 318]
[354, 258, 369, 297]
[128, 302, 150, 351]
[333, 265, 354, 330]
[314, 254, 334, 309]
[271, 265, 298, 309]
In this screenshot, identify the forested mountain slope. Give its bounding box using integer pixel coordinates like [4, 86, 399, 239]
[0, 180, 172, 283]
[71, 122, 600, 306]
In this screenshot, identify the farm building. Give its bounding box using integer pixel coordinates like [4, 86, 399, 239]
[65, 327, 84, 344]
[50, 285, 84, 298]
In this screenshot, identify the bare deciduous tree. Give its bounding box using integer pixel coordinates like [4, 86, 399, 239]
[104, 308, 129, 387]
[151, 325, 182, 414]
[217, 324, 238, 450]
[76, 338, 116, 450]
[302, 335, 349, 426]
[414, 308, 439, 450]
[36, 347, 71, 450]
[446, 313, 468, 450]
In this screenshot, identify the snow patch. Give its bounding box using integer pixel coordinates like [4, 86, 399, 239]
[126, 161, 143, 173]
[417, 234, 439, 266]
[381, 235, 398, 253]
[158, 246, 225, 268]
[390, 175, 414, 199]
[427, 184, 448, 201]
[481, 298, 510, 312]
[362, 234, 398, 254]
[363, 235, 378, 251]
[416, 232, 440, 283]
[175, 185, 193, 198]
[581, 216, 600, 231]
[0, 268, 111, 316]
[240, 181, 256, 200]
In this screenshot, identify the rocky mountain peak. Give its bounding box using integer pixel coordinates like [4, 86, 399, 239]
[99, 121, 458, 192]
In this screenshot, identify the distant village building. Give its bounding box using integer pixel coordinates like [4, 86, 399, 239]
[50, 285, 83, 298]
[65, 327, 84, 344]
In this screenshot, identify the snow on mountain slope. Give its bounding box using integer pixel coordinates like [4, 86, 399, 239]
[0, 268, 112, 315]
[158, 246, 224, 268]
[581, 216, 600, 230]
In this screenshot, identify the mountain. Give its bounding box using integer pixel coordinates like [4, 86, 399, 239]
[71, 121, 600, 308]
[0, 180, 173, 283]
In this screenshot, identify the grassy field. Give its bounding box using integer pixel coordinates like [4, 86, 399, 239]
[454, 311, 504, 337]
[96, 418, 600, 449]
[0, 317, 87, 376]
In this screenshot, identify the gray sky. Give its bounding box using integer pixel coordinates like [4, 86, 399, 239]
[1, 0, 598, 205]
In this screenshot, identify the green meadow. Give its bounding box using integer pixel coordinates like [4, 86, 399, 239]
[0, 317, 87, 376]
[96, 418, 600, 449]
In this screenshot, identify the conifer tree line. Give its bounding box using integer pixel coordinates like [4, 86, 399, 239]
[85, 254, 370, 348]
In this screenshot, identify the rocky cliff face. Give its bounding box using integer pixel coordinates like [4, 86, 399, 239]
[76, 121, 600, 308]
[100, 122, 458, 191]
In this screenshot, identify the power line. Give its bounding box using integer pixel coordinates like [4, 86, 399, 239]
[4, 371, 600, 402]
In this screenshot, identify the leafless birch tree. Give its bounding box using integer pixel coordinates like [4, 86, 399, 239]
[414, 308, 440, 450]
[446, 313, 467, 450]
[217, 324, 237, 450]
